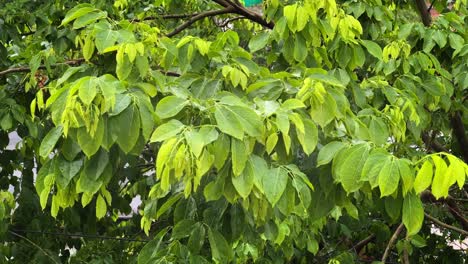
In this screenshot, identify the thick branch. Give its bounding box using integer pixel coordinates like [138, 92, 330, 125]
[425, 213, 468, 236]
[381, 223, 405, 263]
[166, 7, 235, 37]
[450, 112, 468, 163]
[212, 0, 274, 29]
[414, 0, 432, 26]
[0, 59, 85, 77]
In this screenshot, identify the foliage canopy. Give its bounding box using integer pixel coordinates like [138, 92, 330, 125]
[0, 0, 467, 263]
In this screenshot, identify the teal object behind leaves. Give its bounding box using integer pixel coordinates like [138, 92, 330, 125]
[244, 0, 262, 7]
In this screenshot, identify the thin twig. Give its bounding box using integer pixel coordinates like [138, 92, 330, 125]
[9, 231, 60, 264]
[211, 0, 274, 29]
[218, 16, 245, 27]
[351, 234, 376, 254]
[424, 213, 468, 236]
[11, 229, 151, 242]
[131, 13, 200, 22]
[381, 223, 405, 263]
[0, 59, 85, 77]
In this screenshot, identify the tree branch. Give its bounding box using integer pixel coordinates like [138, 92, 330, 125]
[0, 59, 85, 77]
[166, 7, 235, 37]
[381, 223, 405, 263]
[425, 213, 468, 236]
[0, 59, 180, 78]
[351, 234, 376, 254]
[450, 112, 468, 163]
[131, 13, 200, 22]
[212, 0, 274, 29]
[414, 0, 432, 26]
[422, 131, 449, 153]
[420, 190, 468, 231]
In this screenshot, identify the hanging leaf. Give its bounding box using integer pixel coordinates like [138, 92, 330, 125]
[39, 125, 63, 158]
[402, 192, 424, 236]
[155, 96, 189, 119]
[263, 167, 288, 206]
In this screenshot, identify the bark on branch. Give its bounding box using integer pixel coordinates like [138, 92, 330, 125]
[425, 213, 468, 236]
[166, 7, 235, 37]
[0, 59, 85, 77]
[381, 223, 405, 263]
[414, 0, 432, 26]
[212, 0, 274, 29]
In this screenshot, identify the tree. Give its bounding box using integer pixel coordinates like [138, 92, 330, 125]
[0, 0, 467, 263]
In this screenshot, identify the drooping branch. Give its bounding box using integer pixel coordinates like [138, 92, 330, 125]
[425, 213, 468, 236]
[0, 59, 85, 77]
[166, 7, 236, 37]
[381, 223, 405, 263]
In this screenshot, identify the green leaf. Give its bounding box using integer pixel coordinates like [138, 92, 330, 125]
[402, 192, 424, 236]
[378, 157, 400, 197]
[155, 96, 188, 119]
[73, 11, 107, 29]
[385, 196, 402, 221]
[188, 223, 206, 254]
[96, 194, 106, 219]
[212, 133, 230, 170]
[82, 149, 109, 181]
[208, 228, 233, 263]
[294, 35, 307, 62]
[296, 118, 318, 155]
[310, 93, 337, 127]
[77, 119, 104, 157]
[57, 158, 83, 188]
[78, 77, 97, 105]
[431, 155, 449, 199]
[361, 40, 383, 60]
[263, 167, 288, 206]
[225, 105, 263, 138]
[156, 193, 183, 219]
[95, 28, 119, 53]
[231, 138, 248, 176]
[249, 32, 269, 52]
[138, 227, 170, 264]
[109, 104, 140, 153]
[39, 125, 63, 158]
[398, 159, 414, 196]
[266, 132, 278, 154]
[214, 106, 244, 139]
[109, 94, 131, 116]
[172, 219, 197, 239]
[232, 158, 254, 198]
[361, 150, 390, 188]
[61, 4, 96, 26]
[151, 119, 185, 142]
[317, 141, 346, 167]
[334, 143, 369, 193]
[414, 160, 433, 194]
